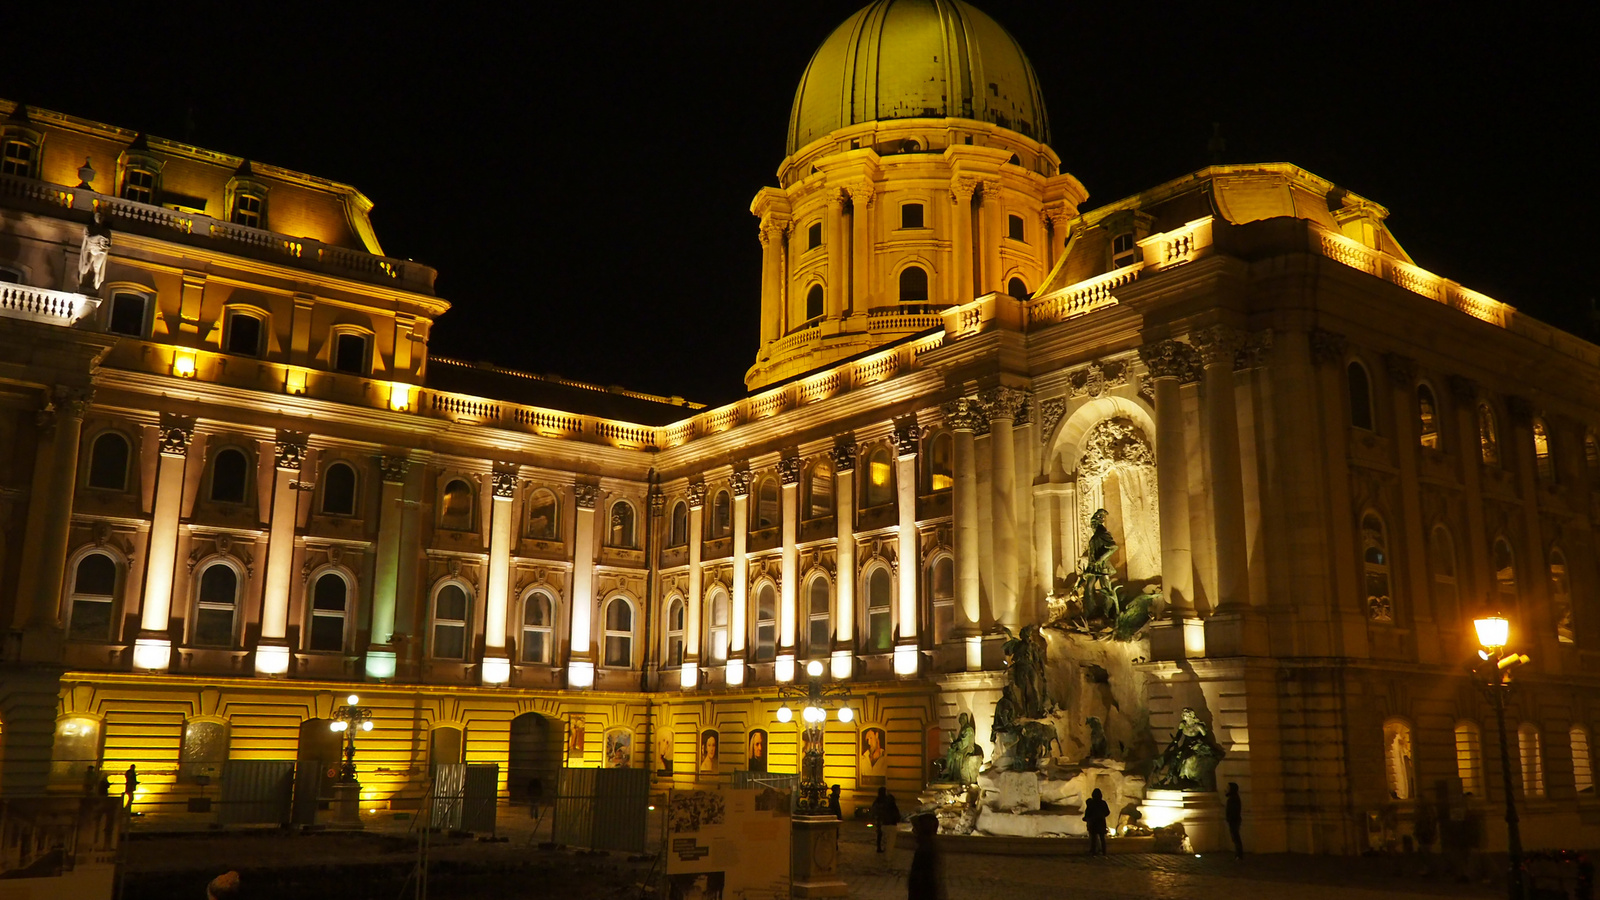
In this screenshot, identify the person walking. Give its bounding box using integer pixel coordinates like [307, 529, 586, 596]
[869, 786, 901, 852]
[1225, 782, 1244, 860]
[1083, 787, 1110, 856]
[83, 765, 99, 797]
[908, 813, 944, 900]
[827, 784, 843, 820]
[124, 764, 139, 811]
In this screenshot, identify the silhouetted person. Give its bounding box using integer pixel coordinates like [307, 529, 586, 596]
[83, 765, 99, 796]
[1225, 782, 1244, 860]
[124, 764, 139, 810]
[870, 786, 901, 852]
[827, 784, 843, 820]
[1083, 787, 1110, 855]
[908, 814, 944, 900]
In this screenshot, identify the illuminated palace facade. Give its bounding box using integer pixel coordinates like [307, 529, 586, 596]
[3, 0, 1599, 854]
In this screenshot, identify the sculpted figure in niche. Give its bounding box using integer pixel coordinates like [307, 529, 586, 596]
[79, 213, 112, 291]
[1150, 708, 1224, 791]
[1078, 508, 1120, 619]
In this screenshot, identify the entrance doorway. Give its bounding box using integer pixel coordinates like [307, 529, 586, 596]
[509, 713, 561, 803]
[292, 718, 340, 825]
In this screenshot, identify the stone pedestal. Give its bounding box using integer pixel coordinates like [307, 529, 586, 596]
[790, 814, 848, 898]
[332, 781, 363, 829]
[1143, 789, 1224, 852]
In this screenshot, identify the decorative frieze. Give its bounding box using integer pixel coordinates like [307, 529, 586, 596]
[157, 414, 195, 457]
[982, 386, 1029, 422]
[491, 468, 517, 499]
[686, 480, 707, 509]
[731, 465, 753, 497]
[778, 453, 803, 485]
[574, 483, 600, 510]
[1037, 396, 1068, 444]
[1137, 340, 1200, 381]
[1068, 360, 1129, 399]
[894, 420, 922, 457]
[273, 431, 308, 471]
[649, 486, 665, 517]
[1234, 330, 1274, 370]
[829, 440, 858, 472]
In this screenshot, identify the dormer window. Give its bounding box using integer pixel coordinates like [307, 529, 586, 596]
[231, 192, 264, 228]
[122, 166, 157, 204]
[1112, 232, 1138, 268]
[1, 138, 37, 177]
[227, 169, 270, 230]
[225, 310, 264, 356]
[333, 332, 370, 375]
[901, 203, 924, 229]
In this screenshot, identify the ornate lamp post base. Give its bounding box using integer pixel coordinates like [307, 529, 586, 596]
[791, 814, 848, 898]
[332, 781, 363, 829]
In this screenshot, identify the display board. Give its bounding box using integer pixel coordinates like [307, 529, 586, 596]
[665, 786, 791, 900]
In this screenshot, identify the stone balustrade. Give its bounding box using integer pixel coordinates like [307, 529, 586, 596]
[0, 283, 100, 326]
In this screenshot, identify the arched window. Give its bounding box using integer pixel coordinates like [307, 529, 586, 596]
[1430, 526, 1459, 624]
[67, 552, 117, 641]
[929, 556, 954, 643]
[107, 291, 149, 337]
[665, 598, 685, 667]
[1572, 726, 1594, 795]
[1347, 361, 1374, 431]
[1383, 719, 1415, 800]
[603, 596, 634, 667]
[805, 284, 824, 321]
[224, 310, 264, 356]
[1532, 418, 1554, 484]
[711, 490, 732, 538]
[865, 567, 892, 653]
[527, 487, 559, 540]
[668, 501, 688, 547]
[1493, 537, 1518, 611]
[441, 479, 474, 531]
[308, 572, 348, 651]
[523, 590, 554, 664]
[1362, 512, 1393, 623]
[210, 448, 249, 504]
[1550, 548, 1574, 644]
[1519, 723, 1545, 797]
[1478, 403, 1500, 466]
[805, 458, 834, 519]
[926, 432, 953, 492]
[432, 583, 469, 659]
[754, 478, 779, 529]
[863, 446, 894, 509]
[194, 563, 239, 647]
[1417, 385, 1440, 450]
[707, 589, 729, 663]
[899, 266, 928, 303]
[321, 462, 357, 516]
[1007, 277, 1028, 300]
[1454, 721, 1484, 797]
[608, 500, 636, 549]
[87, 432, 130, 491]
[807, 576, 831, 657]
[754, 584, 776, 662]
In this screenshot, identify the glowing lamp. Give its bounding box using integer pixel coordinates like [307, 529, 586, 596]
[836, 706, 854, 723]
[807, 659, 825, 678]
[172, 350, 197, 378]
[388, 382, 411, 412]
[680, 661, 699, 689]
[132, 637, 171, 671]
[361, 720, 374, 732]
[481, 656, 511, 685]
[1475, 615, 1510, 651]
[255, 644, 290, 675]
[804, 705, 825, 724]
[347, 694, 360, 705]
[365, 650, 397, 680]
[285, 369, 308, 395]
[776, 706, 793, 723]
[726, 658, 746, 686]
[775, 654, 795, 683]
[330, 720, 347, 733]
[568, 660, 595, 689]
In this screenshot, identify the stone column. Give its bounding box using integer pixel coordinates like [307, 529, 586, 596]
[1032, 484, 1054, 601]
[831, 441, 857, 678]
[366, 456, 409, 680]
[849, 183, 874, 317]
[568, 483, 599, 688]
[943, 398, 985, 670]
[825, 191, 847, 319]
[778, 454, 802, 682]
[979, 180, 1005, 295]
[255, 432, 306, 675]
[26, 387, 91, 632]
[683, 481, 706, 688]
[133, 417, 193, 670]
[759, 220, 782, 344]
[1193, 326, 1251, 611]
[984, 387, 1027, 630]
[729, 466, 751, 685]
[950, 178, 977, 302]
[1139, 341, 1198, 616]
[893, 420, 921, 675]
[481, 467, 516, 684]
[1045, 209, 1073, 270]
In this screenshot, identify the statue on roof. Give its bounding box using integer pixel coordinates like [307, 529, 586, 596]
[78, 211, 111, 292]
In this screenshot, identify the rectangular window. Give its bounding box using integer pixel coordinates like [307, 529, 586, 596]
[226, 312, 263, 356]
[524, 627, 549, 663]
[333, 333, 368, 374]
[901, 203, 924, 229]
[807, 222, 822, 250]
[1008, 214, 1025, 241]
[2, 140, 36, 177]
[232, 193, 263, 228]
[108, 292, 147, 337]
[123, 168, 156, 204]
[1112, 232, 1138, 268]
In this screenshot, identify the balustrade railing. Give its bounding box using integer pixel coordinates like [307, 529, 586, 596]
[0, 283, 100, 326]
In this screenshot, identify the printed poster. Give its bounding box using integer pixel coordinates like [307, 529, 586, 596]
[858, 725, 888, 787]
[666, 787, 790, 900]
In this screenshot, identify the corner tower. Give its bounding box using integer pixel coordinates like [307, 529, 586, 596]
[746, 0, 1089, 391]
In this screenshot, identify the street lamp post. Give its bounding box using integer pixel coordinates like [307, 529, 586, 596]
[776, 660, 853, 898]
[328, 694, 373, 828]
[1474, 615, 1529, 900]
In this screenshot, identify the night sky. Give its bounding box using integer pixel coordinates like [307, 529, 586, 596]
[2, 3, 1591, 407]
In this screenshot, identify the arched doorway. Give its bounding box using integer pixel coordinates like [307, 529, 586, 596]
[509, 713, 562, 803]
[293, 718, 340, 825]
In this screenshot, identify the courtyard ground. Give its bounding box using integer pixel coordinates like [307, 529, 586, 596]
[119, 803, 1524, 900]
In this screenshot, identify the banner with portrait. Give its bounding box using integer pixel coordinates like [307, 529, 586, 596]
[605, 728, 633, 768]
[858, 725, 888, 787]
[746, 728, 768, 774]
[658, 728, 675, 776]
[665, 786, 790, 900]
[699, 729, 721, 774]
[568, 716, 587, 766]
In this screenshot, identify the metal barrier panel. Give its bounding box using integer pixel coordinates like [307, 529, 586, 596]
[290, 763, 323, 827]
[552, 768, 648, 852]
[553, 768, 596, 848]
[431, 764, 466, 831]
[218, 760, 295, 825]
[462, 764, 499, 834]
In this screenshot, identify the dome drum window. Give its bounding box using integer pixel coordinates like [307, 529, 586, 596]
[901, 203, 924, 229]
[1007, 214, 1025, 241]
[898, 266, 929, 304]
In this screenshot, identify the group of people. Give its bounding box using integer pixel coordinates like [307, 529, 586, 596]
[1081, 781, 1246, 860]
[82, 763, 139, 809]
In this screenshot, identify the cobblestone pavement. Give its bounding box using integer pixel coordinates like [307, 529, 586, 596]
[833, 821, 1503, 900]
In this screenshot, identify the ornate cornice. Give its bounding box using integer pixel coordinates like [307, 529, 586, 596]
[686, 480, 707, 509]
[829, 440, 858, 472]
[894, 420, 922, 457]
[950, 176, 980, 202]
[378, 456, 410, 483]
[157, 414, 195, 457]
[574, 483, 600, 510]
[1138, 340, 1197, 381]
[731, 465, 752, 497]
[982, 386, 1029, 422]
[778, 453, 803, 485]
[846, 182, 875, 208]
[491, 469, 517, 499]
[1191, 325, 1249, 368]
[942, 396, 986, 432]
[273, 431, 307, 471]
[1309, 328, 1348, 367]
